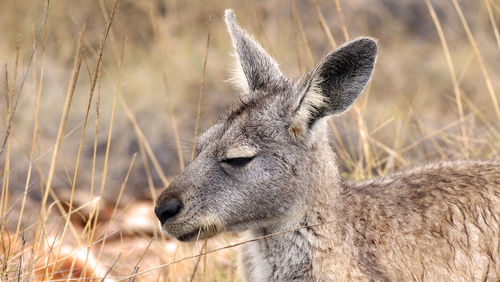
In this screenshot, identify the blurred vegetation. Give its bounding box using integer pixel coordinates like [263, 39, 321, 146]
[0, 0, 499, 280]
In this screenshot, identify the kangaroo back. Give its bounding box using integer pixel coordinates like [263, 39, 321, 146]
[340, 161, 500, 281]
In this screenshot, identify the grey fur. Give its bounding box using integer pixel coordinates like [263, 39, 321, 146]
[156, 9, 500, 281]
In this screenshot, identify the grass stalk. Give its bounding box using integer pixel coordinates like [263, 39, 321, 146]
[291, 5, 304, 73]
[117, 221, 334, 281]
[425, 0, 469, 156]
[29, 0, 51, 259]
[484, 0, 500, 51]
[291, 0, 314, 67]
[191, 16, 212, 162]
[149, 5, 185, 173]
[95, 153, 137, 263]
[452, 0, 500, 122]
[15, 38, 39, 240]
[119, 95, 169, 187]
[334, 0, 349, 41]
[311, 0, 337, 49]
[84, 34, 126, 279]
[49, 30, 85, 279]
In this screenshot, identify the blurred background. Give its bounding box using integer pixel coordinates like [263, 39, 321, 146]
[0, 0, 499, 280]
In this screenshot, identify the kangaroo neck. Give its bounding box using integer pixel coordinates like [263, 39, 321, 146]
[240, 146, 343, 281]
[241, 224, 314, 281]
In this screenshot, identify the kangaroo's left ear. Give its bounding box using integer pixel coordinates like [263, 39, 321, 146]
[290, 37, 377, 137]
[225, 9, 286, 94]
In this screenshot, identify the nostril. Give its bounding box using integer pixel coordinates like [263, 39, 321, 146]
[155, 199, 183, 224]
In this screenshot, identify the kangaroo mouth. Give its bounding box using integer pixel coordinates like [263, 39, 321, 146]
[163, 218, 222, 242]
[176, 227, 219, 242]
[160, 213, 223, 242]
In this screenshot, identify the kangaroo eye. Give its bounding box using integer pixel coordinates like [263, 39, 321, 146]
[222, 157, 254, 167]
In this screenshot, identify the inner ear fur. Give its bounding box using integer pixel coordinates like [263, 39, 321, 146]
[290, 37, 377, 138]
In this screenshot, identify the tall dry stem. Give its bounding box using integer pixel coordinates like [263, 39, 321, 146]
[191, 16, 212, 162]
[425, 0, 469, 155]
[452, 0, 500, 122]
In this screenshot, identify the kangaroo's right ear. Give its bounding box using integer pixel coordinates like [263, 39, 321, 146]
[225, 9, 286, 95]
[290, 38, 377, 138]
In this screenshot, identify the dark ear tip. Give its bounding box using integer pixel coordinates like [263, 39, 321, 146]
[351, 37, 378, 56]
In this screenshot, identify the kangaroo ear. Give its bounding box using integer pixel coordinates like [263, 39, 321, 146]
[225, 9, 286, 94]
[290, 38, 377, 137]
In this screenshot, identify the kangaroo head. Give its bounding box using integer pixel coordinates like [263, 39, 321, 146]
[155, 10, 377, 241]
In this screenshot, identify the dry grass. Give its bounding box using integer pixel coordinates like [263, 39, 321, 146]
[0, 0, 499, 280]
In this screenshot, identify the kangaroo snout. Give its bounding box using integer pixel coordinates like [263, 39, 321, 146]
[155, 196, 183, 224]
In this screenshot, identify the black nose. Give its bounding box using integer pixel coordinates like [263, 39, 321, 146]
[155, 199, 183, 224]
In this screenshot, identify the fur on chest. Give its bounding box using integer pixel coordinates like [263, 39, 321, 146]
[239, 230, 313, 281]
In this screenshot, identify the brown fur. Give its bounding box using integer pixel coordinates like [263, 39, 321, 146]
[155, 10, 500, 281]
[308, 160, 500, 281]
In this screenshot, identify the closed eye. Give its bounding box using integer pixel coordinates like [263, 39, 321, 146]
[222, 156, 254, 167]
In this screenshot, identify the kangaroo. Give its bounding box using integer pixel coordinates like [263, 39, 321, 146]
[155, 10, 500, 281]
